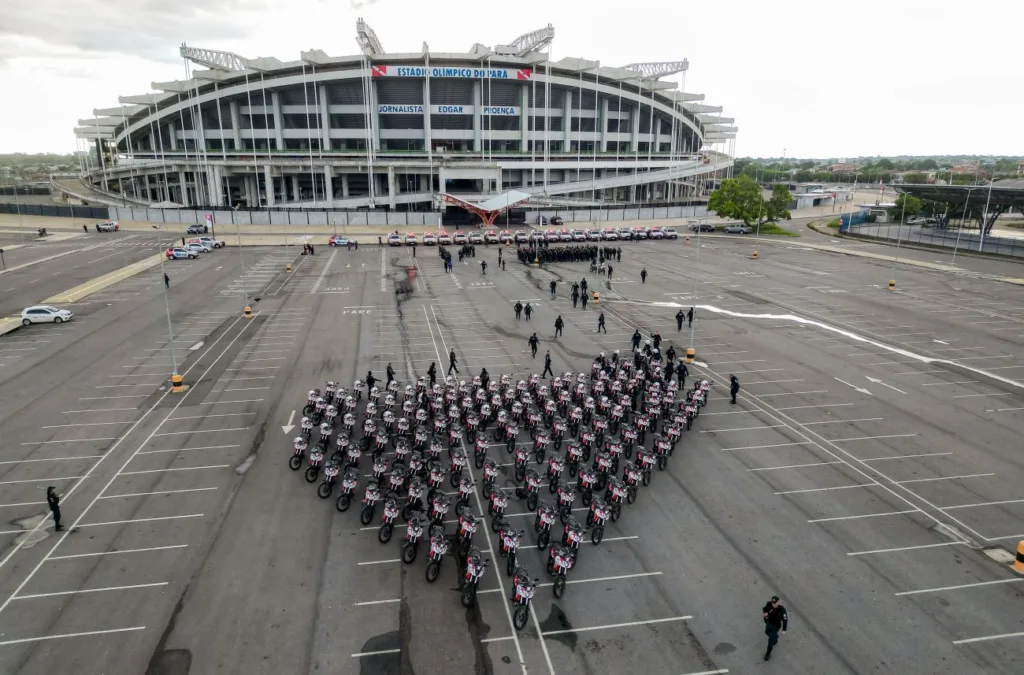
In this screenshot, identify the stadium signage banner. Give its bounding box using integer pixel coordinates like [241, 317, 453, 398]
[483, 106, 519, 116]
[378, 104, 424, 114]
[372, 65, 532, 80]
[378, 104, 522, 116]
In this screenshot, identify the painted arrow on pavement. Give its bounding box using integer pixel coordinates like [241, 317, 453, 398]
[834, 377, 872, 396]
[865, 376, 907, 394]
[282, 409, 296, 435]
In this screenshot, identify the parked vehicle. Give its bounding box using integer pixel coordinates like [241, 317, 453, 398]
[186, 223, 208, 234]
[724, 224, 752, 234]
[95, 221, 119, 232]
[20, 305, 73, 326]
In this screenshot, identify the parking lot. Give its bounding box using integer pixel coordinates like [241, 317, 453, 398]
[0, 231, 1020, 675]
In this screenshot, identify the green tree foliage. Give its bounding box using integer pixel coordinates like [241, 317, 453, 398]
[708, 176, 791, 226]
[891, 193, 923, 220]
[903, 172, 928, 184]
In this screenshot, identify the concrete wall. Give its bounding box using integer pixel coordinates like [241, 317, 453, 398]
[110, 206, 443, 228]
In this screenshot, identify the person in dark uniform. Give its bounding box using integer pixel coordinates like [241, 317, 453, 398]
[597, 312, 607, 333]
[549, 280, 557, 298]
[607, 264, 613, 279]
[676, 309, 684, 331]
[730, 374, 740, 404]
[580, 278, 588, 295]
[666, 345, 676, 363]
[581, 293, 588, 310]
[677, 361, 689, 389]
[427, 362, 437, 387]
[448, 349, 459, 375]
[47, 486, 63, 531]
[762, 595, 789, 661]
[528, 333, 539, 358]
[542, 350, 554, 378]
[524, 303, 533, 321]
[554, 315, 564, 338]
[687, 306, 694, 327]
[663, 360, 674, 384]
[571, 288, 579, 308]
[481, 260, 487, 275]
[480, 368, 489, 391]
[640, 268, 648, 283]
[652, 331, 662, 351]
[514, 301, 523, 320]
[365, 370, 377, 391]
[164, 273, 170, 289]
[631, 329, 642, 352]
[386, 363, 395, 385]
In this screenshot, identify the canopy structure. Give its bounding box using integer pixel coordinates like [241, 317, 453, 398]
[440, 190, 532, 226]
[897, 180, 1024, 233]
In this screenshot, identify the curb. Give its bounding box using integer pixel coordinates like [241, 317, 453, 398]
[42, 253, 163, 304]
[0, 245, 98, 277]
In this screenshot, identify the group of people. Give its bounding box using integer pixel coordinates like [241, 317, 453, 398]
[516, 244, 600, 265]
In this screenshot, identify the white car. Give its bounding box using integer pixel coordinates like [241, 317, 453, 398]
[186, 242, 211, 254]
[437, 232, 452, 245]
[388, 233, 403, 246]
[662, 227, 678, 239]
[166, 247, 197, 260]
[571, 229, 587, 242]
[196, 236, 225, 249]
[21, 305, 73, 326]
[96, 221, 119, 232]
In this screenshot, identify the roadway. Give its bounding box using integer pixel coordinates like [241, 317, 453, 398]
[0, 235, 1020, 675]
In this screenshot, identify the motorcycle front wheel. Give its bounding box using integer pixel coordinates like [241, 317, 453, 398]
[553, 574, 566, 599]
[537, 529, 550, 550]
[305, 466, 319, 483]
[507, 438, 515, 454]
[378, 522, 394, 544]
[336, 493, 352, 512]
[426, 560, 441, 583]
[642, 469, 652, 487]
[450, 471, 460, 488]
[474, 453, 485, 469]
[506, 552, 516, 578]
[514, 465, 526, 482]
[491, 516, 503, 533]
[568, 463, 578, 478]
[627, 485, 637, 504]
[303, 403, 315, 416]
[316, 481, 333, 499]
[513, 604, 529, 631]
[526, 493, 538, 512]
[461, 582, 477, 607]
[289, 455, 303, 470]
[548, 478, 558, 495]
[657, 455, 667, 471]
[360, 504, 375, 525]
[402, 541, 418, 564]
[611, 502, 622, 522]
[553, 436, 562, 451]
[591, 524, 604, 545]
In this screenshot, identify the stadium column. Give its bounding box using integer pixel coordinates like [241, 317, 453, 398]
[387, 166, 397, 209]
[472, 80, 482, 153]
[178, 171, 190, 207]
[563, 89, 572, 148]
[630, 100, 640, 152]
[520, 85, 528, 151]
[423, 74, 433, 156]
[272, 91, 284, 152]
[341, 173, 349, 198]
[323, 167, 334, 204]
[264, 166, 275, 207]
[209, 165, 224, 207]
[318, 85, 330, 150]
[291, 176, 300, 202]
[169, 120, 178, 151]
[229, 101, 243, 150]
[601, 98, 610, 152]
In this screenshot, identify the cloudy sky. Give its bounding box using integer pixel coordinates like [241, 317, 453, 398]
[0, 0, 1020, 158]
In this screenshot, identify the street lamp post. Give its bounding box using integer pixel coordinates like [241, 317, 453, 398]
[951, 187, 973, 265]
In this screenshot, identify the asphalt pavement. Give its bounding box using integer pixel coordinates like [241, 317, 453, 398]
[0, 235, 1020, 675]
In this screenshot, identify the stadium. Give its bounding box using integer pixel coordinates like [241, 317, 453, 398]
[70, 21, 736, 222]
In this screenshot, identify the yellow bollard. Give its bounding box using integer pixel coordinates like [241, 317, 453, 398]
[171, 374, 184, 393]
[244, 305, 252, 319]
[888, 280, 895, 291]
[685, 347, 696, 364]
[752, 250, 759, 260]
[1013, 540, 1024, 575]
[592, 291, 600, 304]
[286, 263, 292, 272]
[685, 235, 690, 243]
[534, 257, 540, 267]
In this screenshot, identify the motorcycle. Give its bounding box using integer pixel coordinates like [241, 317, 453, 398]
[606, 439, 624, 475]
[546, 453, 565, 495]
[480, 457, 499, 500]
[605, 477, 627, 522]
[635, 448, 657, 486]
[461, 546, 490, 607]
[555, 482, 577, 524]
[503, 423, 519, 454]
[488, 488, 510, 532]
[497, 519, 524, 577]
[447, 424, 463, 451]
[565, 440, 584, 478]
[620, 424, 638, 459]
[402, 512, 426, 563]
[622, 463, 643, 504]
[402, 475, 425, 520]
[317, 458, 341, 498]
[543, 399, 558, 429]
[457, 511, 479, 559]
[534, 500, 556, 550]
[449, 447, 468, 488]
[425, 459, 446, 507]
[300, 416, 314, 440]
[509, 566, 537, 631]
[305, 445, 324, 483]
[533, 429, 550, 464]
[551, 417, 567, 451]
[428, 491, 450, 527]
[289, 436, 307, 471]
[568, 406, 583, 438]
[359, 480, 382, 525]
[653, 434, 671, 471]
[378, 493, 401, 543]
[335, 467, 360, 512]
[592, 451, 614, 491]
[413, 425, 430, 451]
[579, 428, 596, 463]
[454, 475, 474, 517]
[516, 468, 543, 512]
[465, 411, 480, 443]
[473, 436, 488, 469]
[586, 496, 612, 544]
[577, 465, 598, 507]
[513, 444, 531, 483]
[546, 543, 575, 599]
[391, 438, 411, 472]
[562, 514, 585, 560]
[424, 524, 449, 583]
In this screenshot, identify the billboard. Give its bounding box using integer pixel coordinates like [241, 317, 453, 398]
[372, 65, 531, 80]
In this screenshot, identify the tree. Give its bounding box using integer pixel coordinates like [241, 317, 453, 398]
[799, 160, 815, 169]
[903, 172, 928, 184]
[875, 158, 895, 170]
[891, 193, 922, 221]
[707, 175, 791, 227]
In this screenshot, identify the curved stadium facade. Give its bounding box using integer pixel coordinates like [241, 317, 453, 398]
[72, 23, 736, 215]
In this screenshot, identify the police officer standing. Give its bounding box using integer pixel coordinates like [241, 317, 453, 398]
[571, 287, 579, 308]
[762, 595, 789, 661]
[631, 329, 642, 352]
[549, 280, 557, 298]
[386, 363, 395, 385]
[427, 362, 437, 387]
[524, 303, 533, 321]
[597, 312, 607, 333]
[730, 374, 740, 404]
[47, 486, 63, 531]
[514, 301, 523, 320]
[365, 370, 377, 391]
[687, 306, 694, 327]
[676, 309, 684, 331]
[448, 349, 459, 375]
[554, 315, 564, 338]
[542, 350, 554, 378]
[640, 267, 648, 284]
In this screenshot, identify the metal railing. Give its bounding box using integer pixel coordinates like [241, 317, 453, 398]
[845, 223, 1024, 260]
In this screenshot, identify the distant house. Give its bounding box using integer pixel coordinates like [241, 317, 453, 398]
[828, 162, 859, 173]
[1017, 161, 1024, 177]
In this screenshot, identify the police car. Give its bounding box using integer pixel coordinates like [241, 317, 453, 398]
[453, 232, 468, 245]
[328, 235, 351, 246]
[165, 247, 197, 260]
[388, 233, 403, 246]
[484, 230, 499, 244]
[405, 233, 418, 246]
[95, 221, 119, 232]
[514, 230, 529, 243]
[422, 232, 437, 246]
[468, 232, 484, 245]
[498, 230, 512, 243]
[186, 223, 209, 235]
[438, 231, 452, 245]
[189, 236, 225, 249]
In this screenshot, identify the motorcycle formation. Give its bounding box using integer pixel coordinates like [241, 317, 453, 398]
[285, 354, 714, 630]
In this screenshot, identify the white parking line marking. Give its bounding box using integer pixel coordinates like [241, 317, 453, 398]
[862, 452, 952, 462]
[701, 424, 786, 433]
[222, 387, 271, 392]
[41, 421, 129, 429]
[848, 541, 966, 556]
[357, 559, 401, 566]
[354, 598, 401, 607]
[138, 444, 240, 455]
[597, 535, 638, 544]
[741, 379, 805, 385]
[61, 408, 137, 414]
[952, 392, 1014, 399]
[895, 473, 994, 484]
[831, 434, 917, 442]
[480, 636, 515, 643]
[720, 442, 812, 452]
[351, 648, 401, 658]
[775, 483, 876, 495]
[0, 626, 146, 647]
[49, 545, 189, 560]
[896, 578, 1023, 596]
[541, 615, 692, 636]
[99, 487, 218, 499]
[120, 465, 228, 476]
[802, 417, 884, 426]
[169, 412, 256, 421]
[15, 582, 168, 600]
[153, 428, 248, 437]
[77, 513, 204, 528]
[953, 631, 1024, 645]
[808, 509, 920, 523]
[942, 498, 1024, 510]
[748, 461, 844, 472]
[0, 476, 83, 485]
[536, 571, 662, 587]
[0, 455, 102, 465]
[775, 403, 854, 411]
[756, 390, 827, 398]
[680, 670, 729, 675]
[21, 438, 118, 445]
[79, 395, 149, 400]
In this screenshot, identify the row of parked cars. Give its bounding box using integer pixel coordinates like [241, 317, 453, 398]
[165, 236, 225, 260]
[383, 226, 679, 247]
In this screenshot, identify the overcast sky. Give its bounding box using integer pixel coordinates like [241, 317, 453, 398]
[0, 0, 1020, 158]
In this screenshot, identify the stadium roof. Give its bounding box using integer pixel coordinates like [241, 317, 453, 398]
[897, 180, 1024, 209]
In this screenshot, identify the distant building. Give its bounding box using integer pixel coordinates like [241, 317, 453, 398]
[828, 162, 859, 173]
[1017, 161, 1024, 177]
